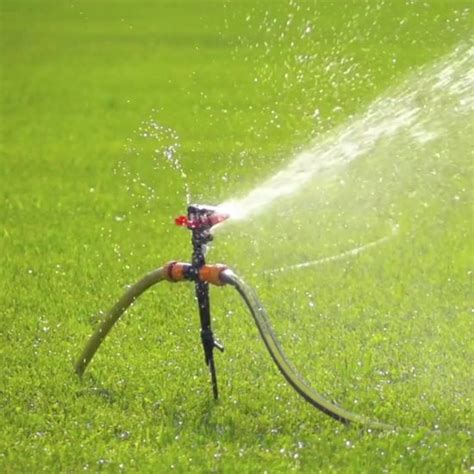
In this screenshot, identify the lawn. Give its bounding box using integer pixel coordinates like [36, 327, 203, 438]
[1, 0, 473, 472]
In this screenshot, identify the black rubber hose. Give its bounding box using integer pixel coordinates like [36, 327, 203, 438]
[75, 266, 167, 377]
[220, 269, 391, 430]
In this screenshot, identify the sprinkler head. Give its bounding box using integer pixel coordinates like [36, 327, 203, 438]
[175, 204, 230, 230]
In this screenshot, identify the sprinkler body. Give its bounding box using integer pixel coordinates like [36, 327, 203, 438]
[185, 205, 226, 399]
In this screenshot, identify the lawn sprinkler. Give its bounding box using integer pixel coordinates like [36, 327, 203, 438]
[75, 204, 390, 430]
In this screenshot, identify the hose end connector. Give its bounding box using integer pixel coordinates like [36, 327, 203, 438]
[165, 261, 191, 282]
[199, 264, 228, 286]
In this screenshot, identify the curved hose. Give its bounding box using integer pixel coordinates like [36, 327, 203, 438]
[75, 266, 167, 377]
[221, 269, 391, 430]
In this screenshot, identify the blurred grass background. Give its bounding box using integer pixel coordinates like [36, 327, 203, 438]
[1, 0, 473, 472]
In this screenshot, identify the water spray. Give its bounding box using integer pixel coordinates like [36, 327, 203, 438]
[75, 205, 391, 430]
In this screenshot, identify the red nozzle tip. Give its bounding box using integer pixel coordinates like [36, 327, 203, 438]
[175, 215, 188, 227]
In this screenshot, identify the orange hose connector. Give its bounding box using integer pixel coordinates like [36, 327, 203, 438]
[165, 261, 191, 282]
[199, 264, 228, 286]
[165, 261, 228, 286]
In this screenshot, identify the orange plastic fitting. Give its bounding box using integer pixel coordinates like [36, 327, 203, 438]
[199, 264, 228, 286]
[165, 261, 191, 282]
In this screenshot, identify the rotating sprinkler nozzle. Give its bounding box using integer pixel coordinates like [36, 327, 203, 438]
[175, 204, 230, 230]
[75, 204, 391, 430]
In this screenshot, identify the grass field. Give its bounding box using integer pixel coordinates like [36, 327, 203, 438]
[1, 0, 473, 472]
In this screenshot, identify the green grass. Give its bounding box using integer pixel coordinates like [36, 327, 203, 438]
[1, 0, 473, 472]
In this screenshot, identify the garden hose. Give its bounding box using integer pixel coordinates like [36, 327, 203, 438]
[220, 269, 392, 430]
[75, 261, 390, 430]
[75, 266, 168, 377]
